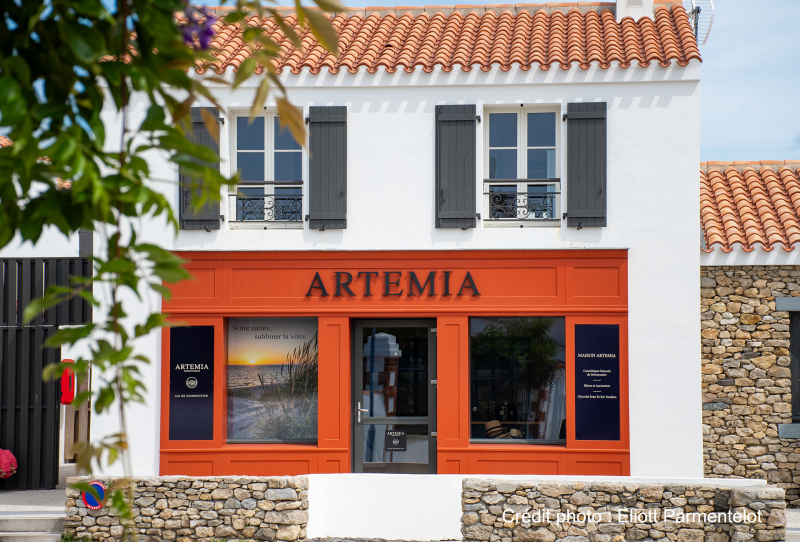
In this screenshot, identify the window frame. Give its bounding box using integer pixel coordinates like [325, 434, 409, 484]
[468, 316, 568, 446]
[229, 108, 306, 229]
[482, 107, 561, 227]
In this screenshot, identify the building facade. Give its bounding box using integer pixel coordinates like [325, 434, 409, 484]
[701, 160, 800, 505]
[1, 0, 702, 483]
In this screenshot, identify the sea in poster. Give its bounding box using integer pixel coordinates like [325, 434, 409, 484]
[227, 318, 318, 441]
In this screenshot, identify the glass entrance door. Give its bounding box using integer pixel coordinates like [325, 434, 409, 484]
[352, 320, 437, 474]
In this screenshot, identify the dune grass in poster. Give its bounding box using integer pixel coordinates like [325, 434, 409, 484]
[227, 318, 318, 442]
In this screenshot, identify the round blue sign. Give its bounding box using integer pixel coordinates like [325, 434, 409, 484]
[81, 481, 106, 510]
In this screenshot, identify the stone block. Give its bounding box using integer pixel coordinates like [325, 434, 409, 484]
[210, 488, 233, 500]
[465, 523, 494, 540]
[195, 526, 214, 537]
[754, 530, 783, 542]
[464, 512, 480, 526]
[512, 526, 556, 542]
[277, 524, 301, 541]
[766, 509, 785, 527]
[729, 488, 760, 507]
[677, 529, 705, 542]
[266, 488, 298, 501]
[638, 486, 665, 502]
[570, 492, 592, 505]
[262, 509, 309, 525]
[234, 488, 252, 500]
[214, 525, 237, 537]
[482, 493, 507, 505]
[465, 479, 494, 492]
[255, 527, 277, 540]
[537, 484, 572, 498]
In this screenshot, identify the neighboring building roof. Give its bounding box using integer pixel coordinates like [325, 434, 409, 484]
[701, 161, 800, 253]
[0, 135, 12, 147]
[191, 2, 700, 75]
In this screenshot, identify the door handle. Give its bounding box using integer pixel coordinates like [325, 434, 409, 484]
[357, 401, 369, 423]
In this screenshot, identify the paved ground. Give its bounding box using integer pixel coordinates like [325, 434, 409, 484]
[788, 509, 800, 542]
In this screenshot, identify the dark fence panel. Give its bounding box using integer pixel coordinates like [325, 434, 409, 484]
[0, 258, 92, 490]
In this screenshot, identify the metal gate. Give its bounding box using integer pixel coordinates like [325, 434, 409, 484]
[0, 258, 92, 490]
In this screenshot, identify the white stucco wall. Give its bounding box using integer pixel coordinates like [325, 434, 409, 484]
[4, 59, 702, 480]
[702, 247, 800, 267]
[0, 229, 79, 259]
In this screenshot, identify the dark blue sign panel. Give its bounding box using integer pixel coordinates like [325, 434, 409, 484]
[575, 324, 620, 441]
[169, 326, 214, 440]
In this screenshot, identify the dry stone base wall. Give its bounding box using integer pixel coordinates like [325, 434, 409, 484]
[461, 479, 786, 542]
[701, 266, 800, 505]
[64, 476, 308, 541]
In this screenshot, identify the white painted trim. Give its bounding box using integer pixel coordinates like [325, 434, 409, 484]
[192, 61, 701, 90]
[701, 246, 800, 267]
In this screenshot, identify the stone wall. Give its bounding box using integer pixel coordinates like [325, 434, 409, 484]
[701, 266, 800, 505]
[461, 479, 786, 542]
[64, 476, 308, 541]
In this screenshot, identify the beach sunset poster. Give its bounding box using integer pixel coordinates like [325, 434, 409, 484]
[227, 318, 318, 441]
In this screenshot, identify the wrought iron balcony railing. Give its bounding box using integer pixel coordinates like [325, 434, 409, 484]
[228, 192, 303, 223]
[484, 191, 559, 220]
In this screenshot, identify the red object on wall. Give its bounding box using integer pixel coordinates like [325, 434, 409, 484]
[0, 449, 17, 479]
[161, 250, 629, 477]
[61, 359, 75, 405]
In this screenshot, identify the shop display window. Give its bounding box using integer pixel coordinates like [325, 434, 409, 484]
[470, 317, 566, 443]
[227, 318, 318, 442]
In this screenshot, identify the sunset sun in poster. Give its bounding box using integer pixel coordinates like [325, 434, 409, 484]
[227, 318, 318, 366]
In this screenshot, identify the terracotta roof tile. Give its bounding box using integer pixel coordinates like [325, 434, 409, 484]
[189, 2, 700, 74]
[701, 162, 800, 253]
[0, 136, 12, 147]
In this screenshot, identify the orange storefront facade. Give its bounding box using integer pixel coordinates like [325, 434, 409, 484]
[160, 249, 629, 476]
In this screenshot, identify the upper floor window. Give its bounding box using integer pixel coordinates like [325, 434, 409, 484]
[231, 114, 303, 226]
[484, 109, 560, 224]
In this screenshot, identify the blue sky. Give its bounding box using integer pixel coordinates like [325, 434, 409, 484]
[197, 0, 800, 161]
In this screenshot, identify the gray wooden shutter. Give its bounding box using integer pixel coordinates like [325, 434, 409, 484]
[308, 106, 347, 230]
[566, 102, 607, 228]
[180, 106, 221, 231]
[436, 105, 477, 229]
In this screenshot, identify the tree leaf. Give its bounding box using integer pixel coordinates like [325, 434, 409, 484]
[313, 0, 345, 13]
[276, 98, 306, 149]
[250, 78, 271, 121]
[303, 9, 339, 55]
[200, 108, 220, 146]
[233, 57, 256, 89]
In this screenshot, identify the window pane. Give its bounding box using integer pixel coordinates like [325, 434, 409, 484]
[274, 118, 301, 150]
[489, 113, 517, 148]
[527, 184, 556, 219]
[227, 318, 318, 441]
[488, 185, 517, 219]
[527, 148, 556, 179]
[237, 117, 264, 150]
[527, 112, 556, 147]
[237, 152, 265, 181]
[470, 317, 566, 441]
[489, 149, 517, 179]
[361, 327, 429, 417]
[275, 152, 302, 181]
[236, 187, 264, 221]
[274, 187, 302, 221]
